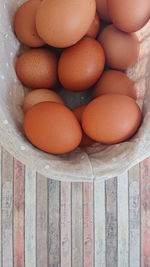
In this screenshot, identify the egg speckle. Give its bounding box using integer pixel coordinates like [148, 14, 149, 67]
[15, 48, 59, 89]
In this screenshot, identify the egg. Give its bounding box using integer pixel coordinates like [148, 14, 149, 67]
[98, 25, 140, 70]
[36, 0, 96, 48]
[24, 102, 82, 154]
[92, 70, 137, 99]
[14, 0, 44, 47]
[58, 37, 105, 92]
[81, 94, 141, 144]
[15, 48, 58, 89]
[73, 105, 94, 147]
[86, 12, 100, 39]
[96, 0, 111, 23]
[22, 89, 65, 113]
[107, 0, 150, 33]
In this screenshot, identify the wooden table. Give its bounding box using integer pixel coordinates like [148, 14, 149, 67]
[0, 146, 150, 267]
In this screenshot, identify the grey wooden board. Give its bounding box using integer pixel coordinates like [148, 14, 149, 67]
[37, 174, 48, 267]
[105, 177, 118, 267]
[72, 182, 83, 267]
[49, 180, 60, 266]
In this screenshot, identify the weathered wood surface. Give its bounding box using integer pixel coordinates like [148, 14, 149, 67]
[0, 147, 150, 266]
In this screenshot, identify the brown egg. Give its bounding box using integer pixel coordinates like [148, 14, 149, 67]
[14, 0, 44, 47]
[73, 105, 94, 147]
[36, 0, 96, 48]
[58, 37, 105, 92]
[24, 102, 82, 154]
[98, 25, 140, 70]
[15, 48, 58, 89]
[86, 12, 100, 39]
[107, 0, 150, 33]
[22, 89, 65, 113]
[92, 70, 137, 99]
[81, 94, 141, 144]
[96, 0, 111, 23]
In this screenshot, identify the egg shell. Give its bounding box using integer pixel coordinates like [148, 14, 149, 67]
[96, 0, 111, 23]
[15, 48, 58, 89]
[22, 89, 65, 113]
[86, 12, 100, 39]
[73, 105, 94, 147]
[81, 94, 141, 144]
[14, 0, 44, 47]
[107, 0, 150, 32]
[36, 0, 96, 48]
[24, 101, 82, 154]
[98, 25, 140, 70]
[92, 70, 137, 99]
[58, 37, 105, 92]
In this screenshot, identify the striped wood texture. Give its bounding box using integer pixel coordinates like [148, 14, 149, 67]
[0, 147, 150, 267]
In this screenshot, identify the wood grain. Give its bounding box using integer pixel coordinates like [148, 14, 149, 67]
[37, 174, 48, 267]
[72, 182, 83, 267]
[49, 179, 60, 267]
[83, 182, 94, 267]
[129, 165, 140, 267]
[61, 182, 71, 267]
[0, 147, 1, 267]
[105, 178, 117, 267]
[2, 149, 13, 267]
[14, 159, 25, 267]
[117, 173, 129, 267]
[141, 158, 150, 267]
[94, 181, 106, 267]
[25, 167, 36, 267]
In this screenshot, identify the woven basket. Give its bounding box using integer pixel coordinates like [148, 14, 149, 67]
[0, 0, 150, 181]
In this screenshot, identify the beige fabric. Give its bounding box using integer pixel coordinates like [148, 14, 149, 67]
[0, 0, 150, 181]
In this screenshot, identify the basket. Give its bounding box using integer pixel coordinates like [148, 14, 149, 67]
[0, 0, 150, 182]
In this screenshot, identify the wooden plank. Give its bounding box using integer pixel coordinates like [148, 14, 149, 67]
[14, 159, 25, 267]
[117, 173, 129, 267]
[72, 182, 83, 267]
[1, 149, 13, 267]
[0, 146, 1, 267]
[83, 182, 94, 267]
[61, 182, 71, 267]
[48, 179, 60, 267]
[105, 178, 117, 267]
[141, 158, 150, 267]
[129, 165, 140, 267]
[37, 174, 48, 267]
[25, 167, 36, 267]
[94, 181, 106, 267]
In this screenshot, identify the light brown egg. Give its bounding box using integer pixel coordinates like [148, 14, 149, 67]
[98, 25, 140, 70]
[14, 0, 44, 47]
[24, 101, 82, 154]
[86, 12, 100, 39]
[15, 48, 58, 89]
[96, 0, 111, 23]
[107, 0, 150, 32]
[81, 94, 141, 144]
[22, 89, 65, 113]
[58, 37, 105, 92]
[92, 70, 137, 99]
[73, 105, 94, 147]
[36, 0, 96, 48]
